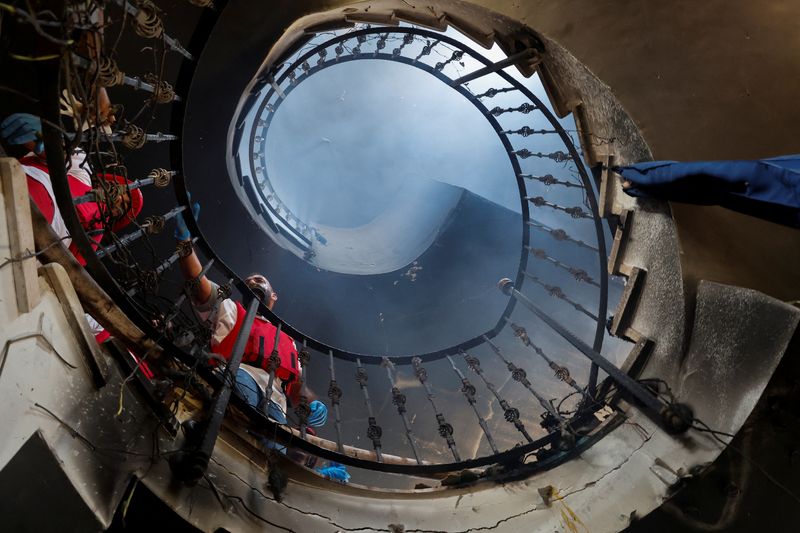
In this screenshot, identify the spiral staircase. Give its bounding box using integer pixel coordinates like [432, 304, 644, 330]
[1, 1, 799, 532]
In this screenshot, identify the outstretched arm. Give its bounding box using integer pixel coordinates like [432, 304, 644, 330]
[179, 245, 214, 304]
[174, 200, 213, 304]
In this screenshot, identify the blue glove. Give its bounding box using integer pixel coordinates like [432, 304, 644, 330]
[307, 400, 328, 427]
[316, 462, 350, 483]
[174, 198, 200, 241]
[1, 113, 44, 153]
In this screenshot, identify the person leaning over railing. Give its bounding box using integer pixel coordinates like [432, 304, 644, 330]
[172, 202, 328, 434]
[0, 112, 142, 342]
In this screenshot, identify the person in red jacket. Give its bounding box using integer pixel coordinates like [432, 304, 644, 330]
[1, 114, 142, 260]
[1, 113, 143, 340]
[174, 202, 327, 429]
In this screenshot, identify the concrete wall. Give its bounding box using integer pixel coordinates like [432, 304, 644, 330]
[471, 0, 800, 301]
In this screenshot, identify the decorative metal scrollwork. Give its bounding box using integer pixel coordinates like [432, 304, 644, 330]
[120, 124, 146, 149]
[391, 386, 407, 413]
[144, 215, 165, 234]
[133, 0, 164, 39]
[327, 379, 342, 402]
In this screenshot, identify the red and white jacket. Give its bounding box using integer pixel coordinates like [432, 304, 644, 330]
[21, 151, 107, 341]
[20, 151, 104, 265]
[196, 282, 302, 413]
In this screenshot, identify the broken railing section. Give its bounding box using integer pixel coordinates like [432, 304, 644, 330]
[498, 278, 695, 435]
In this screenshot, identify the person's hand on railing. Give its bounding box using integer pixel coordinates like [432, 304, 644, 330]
[174, 195, 200, 241]
[307, 400, 328, 427]
[1, 113, 44, 154]
[316, 461, 350, 484]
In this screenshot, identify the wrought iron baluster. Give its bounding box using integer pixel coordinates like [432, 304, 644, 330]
[498, 279, 681, 429]
[96, 205, 185, 259]
[392, 33, 414, 57]
[316, 48, 327, 66]
[355, 358, 383, 462]
[527, 220, 598, 252]
[502, 127, 559, 137]
[414, 39, 440, 60]
[109, 127, 178, 149]
[474, 86, 515, 99]
[525, 247, 600, 288]
[74, 168, 174, 205]
[294, 341, 311, 441]
[264, 322, 282, 409]
[435, 50, 464, 72]
[68, 128, 178, 150]
[445, 354, 498, 454]
[125, 237, 197, 296]
[327, 350, 344, 453]
[459, 350, 534, 444]
[525, 196, 592, 220]
[411, 357, 460, 462]
[374, 33, 388, 55]
[482, 336, 571, 427]
[381, 357, 421, 464]
[490, 102, 537, 116]
[513, 149, 570, 162]
[505, 320, 587, 398]
[518, 172, 583, 188]
[524, 272, 598, 320]
[70, 54, 181, 102]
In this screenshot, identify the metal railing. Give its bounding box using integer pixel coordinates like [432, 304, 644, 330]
[22, 2, 691, 488]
